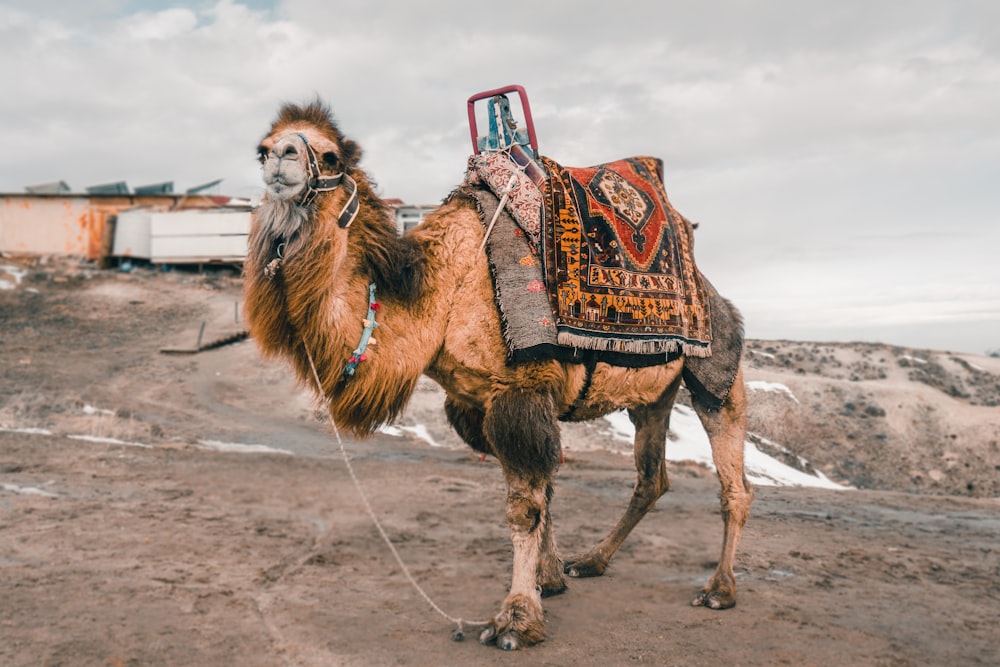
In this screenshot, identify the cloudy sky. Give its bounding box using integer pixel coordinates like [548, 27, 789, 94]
[2, 0, 998, 354]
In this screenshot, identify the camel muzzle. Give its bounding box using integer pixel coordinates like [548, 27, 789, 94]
[262, 133, 359, 228]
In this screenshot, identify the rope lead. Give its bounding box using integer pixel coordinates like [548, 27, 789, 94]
[302, 343, 488, 638]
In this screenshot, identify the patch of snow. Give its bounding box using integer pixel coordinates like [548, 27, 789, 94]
[2, 483, 58, 498]
[750, 350, 776, 360]
[747, 380, 800, 403]
[601, 411, 635, 442]
[67, 434, 152, 448]
[900, 354, 927, 364]
[0, 264, 27, 290]
[82, 404, 115, 416]
[396, 424, 441, 448]
[750, 433, 811, 468]
[0, 426, 54, 436]
[603, 406, 849, 490]
[744, 439, 846, 489]
[380, 424, 444, 447]
[197, 440, 293, 455]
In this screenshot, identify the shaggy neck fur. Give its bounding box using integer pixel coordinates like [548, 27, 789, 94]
[245, 105, 430, 436]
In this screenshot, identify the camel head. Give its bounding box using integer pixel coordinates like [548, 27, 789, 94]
[249, 100, 365, 278]
[256, 100, 361, 204]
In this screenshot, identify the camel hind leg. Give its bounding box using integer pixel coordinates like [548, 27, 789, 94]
[564, 374, 682, 578]
[690, 366, 753, 609]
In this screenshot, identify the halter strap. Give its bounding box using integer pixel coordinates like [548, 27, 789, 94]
[293, 132, 359, 228]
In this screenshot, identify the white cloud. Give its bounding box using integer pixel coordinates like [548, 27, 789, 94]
[122, 8, 198, 41]
[1, 0, 998, 352]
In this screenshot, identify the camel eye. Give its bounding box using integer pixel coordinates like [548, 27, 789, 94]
[322, 151, 341, 171]
[256, 146, 268, 164]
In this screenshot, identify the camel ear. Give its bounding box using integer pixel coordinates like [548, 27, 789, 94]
[340, 139, 361, 170]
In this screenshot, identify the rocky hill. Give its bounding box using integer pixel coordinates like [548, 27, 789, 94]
[741, 340, 1000, 497]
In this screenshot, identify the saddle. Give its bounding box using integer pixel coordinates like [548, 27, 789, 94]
[464, 87, 713, 365]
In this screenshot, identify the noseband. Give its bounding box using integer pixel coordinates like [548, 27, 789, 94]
[272, 132, 360, 228]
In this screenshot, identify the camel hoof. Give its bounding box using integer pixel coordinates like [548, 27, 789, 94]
[690, 589, 736, 610]
[478, 593, 545, 650]
[538, 560, 568, 597]
[498, 632, 520, 651]
[478, 625, 523, 651]
[563, 553, 608, 578]
[540, 580, 567, 597]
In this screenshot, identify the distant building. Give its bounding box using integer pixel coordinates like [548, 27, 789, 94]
[387, 201, 438, 234]
[0, 188, 243, 263]
[2, 183, 436, 264]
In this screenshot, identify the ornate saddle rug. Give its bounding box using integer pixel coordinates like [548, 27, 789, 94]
[539, 155, 713, 358]
[457, 184, 742, 409]
[458, 185, 682, 368]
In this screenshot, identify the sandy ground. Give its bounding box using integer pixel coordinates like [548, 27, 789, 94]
[1, 260, 998, 666]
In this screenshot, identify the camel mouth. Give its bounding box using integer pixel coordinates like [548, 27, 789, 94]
[261, 134, 313, 202]
[265, 178, 308, 201]
[260, 133, 353, 220]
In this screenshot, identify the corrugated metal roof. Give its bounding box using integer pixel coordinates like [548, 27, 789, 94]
[86, 181, 130, 195]
[25, 181, 71, 194]
[186, 179, 223, 194]
[134, 181, 174, 195]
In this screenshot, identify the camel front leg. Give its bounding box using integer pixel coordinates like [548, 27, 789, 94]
[477, 480, 552, 649]
[444, 395, 565, 597]
[690, 367, 754, 609]
[479, 387, 561, 650]
[536, 500, 567, 596]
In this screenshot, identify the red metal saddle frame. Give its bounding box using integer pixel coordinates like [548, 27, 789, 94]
[466, 85, 539, 155]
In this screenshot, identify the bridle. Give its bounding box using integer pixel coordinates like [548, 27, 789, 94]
[267, 132, 360, 228]
[260, 132, 361, 280]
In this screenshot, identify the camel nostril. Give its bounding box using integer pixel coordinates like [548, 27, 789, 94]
[281, 145, 299, 159]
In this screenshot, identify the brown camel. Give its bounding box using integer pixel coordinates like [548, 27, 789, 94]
[244, 99, 753, 650]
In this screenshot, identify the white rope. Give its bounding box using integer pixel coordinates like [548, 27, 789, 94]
[303, 344, 487, 640]
[477, 145, 530, 254]
[478, 171, 519, 254]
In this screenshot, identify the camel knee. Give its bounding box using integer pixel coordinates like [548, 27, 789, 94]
[506, 494, 543, 534]
[633, 464, 670, 508]
[720, 485, 753, 527]
[650, 461, 671, 497]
